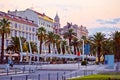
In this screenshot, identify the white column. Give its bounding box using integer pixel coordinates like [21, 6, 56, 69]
[55, 43, 58, 54]
[28, 41, 32, 64]
[43, 41, 47, 61]
[37, 40, 40, 62]
[50, 44, 53, 60]
[65, 45, 67, 54]
[19, 36, 23, 62]
[60, 43, 63, 54]
[71, 46, 74, 54]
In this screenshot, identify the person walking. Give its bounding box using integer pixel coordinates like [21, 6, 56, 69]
[116, 63, 119, 72]
[8, 57, 13, 67]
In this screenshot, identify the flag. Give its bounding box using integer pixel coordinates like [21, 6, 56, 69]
[84, 43, 90, 55]
[77, 51, 81, 56]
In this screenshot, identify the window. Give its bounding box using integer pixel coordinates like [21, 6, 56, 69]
[43, 22, 45, 25]
[22, 26, 24, 30]
[26, 33, 28, 39]
[22, 32, 24, 37]
[32, 34, 34, 41]
[48, 25, 50, 27]
[19, 31, 21, 36]
[29, 27, 31, 32]
[41, 23, 43, 25]
[19, 24, 21, 30]
[15, 23, 17, 28]
[26, 26, 28, 31]
[15, 30, 17, 36]
[12, 30, 14, 37]
[24, 32, 26, 38]
[32, 28, 35, 32]
[30, 34, 32, 40]
[10, 30, 12, 36]
[39, 20, 41, 25]
[6, 40, 9, 47]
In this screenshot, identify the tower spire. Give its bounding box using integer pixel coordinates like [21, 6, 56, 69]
[54, 13, 60, 34]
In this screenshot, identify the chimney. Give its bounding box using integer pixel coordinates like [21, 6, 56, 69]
[32, 21, 34, 23]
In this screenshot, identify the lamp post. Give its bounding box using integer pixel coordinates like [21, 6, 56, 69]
[78, 39, 84, 69]
[81, 39, 84, 61]
[71, 35, 85, 69]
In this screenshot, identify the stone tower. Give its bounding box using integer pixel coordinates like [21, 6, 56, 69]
[54, 13, 60, 34]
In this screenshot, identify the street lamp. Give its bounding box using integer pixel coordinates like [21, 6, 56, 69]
[73, 35, 84, 60]
[81, 39, 84, 61]
[78, 39, 84, 69]
[70, 36, 84, 69]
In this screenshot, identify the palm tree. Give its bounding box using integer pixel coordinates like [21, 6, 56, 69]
[71, 38, 80, 55]
[102, 39, 113, 56]
[36, 27, 46, 54]
[6, 37, 20, 52]
[61, 40, 67, 54]
[6, 37, 26, 61]
[89, 41, 97, 56]
[88, 36, 97, 57]
[63, 29, 76, 46]
[97, 38, 113, 63]
[46, 31, 55, 53]
[6, 37, 26, 52]
[54, 34, 61, 54]
[26, 41, 37, 53]
[81, 36, 90, 43]
[0, 18, 11, 63]
[112, 31, 120, 62]
[90, 32, 106, 63]
[22, 41, 28, 52]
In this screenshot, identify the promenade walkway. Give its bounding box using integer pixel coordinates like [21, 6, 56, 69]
[0, 63, 119, 80]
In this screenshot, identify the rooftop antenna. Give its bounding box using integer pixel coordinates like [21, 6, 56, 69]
[30, 4, 34, 10]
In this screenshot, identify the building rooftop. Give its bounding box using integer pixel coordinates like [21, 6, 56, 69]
[0, 11, 38, 27]
[32, 9, 53, 22]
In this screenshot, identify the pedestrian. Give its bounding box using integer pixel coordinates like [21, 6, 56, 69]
[8, 57, 14, 68]
[116, 64, 119, 72]
[10, 60, 13, 67]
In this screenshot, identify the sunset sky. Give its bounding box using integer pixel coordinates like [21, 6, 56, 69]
[0, 0, 120, 35]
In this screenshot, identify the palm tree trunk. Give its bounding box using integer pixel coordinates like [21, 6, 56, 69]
[63, 46, 65, 54]
[74, 45, 76, 55]
[48, 44, 51, 53]
[53, 43, 55, 54]
[116, 45, 120, 62]
[115, 43, 119, 62]
[1, 33, 4, 64]
[40, 39, 43, 54]
[98, 45, 101, 63]
[69, 38, 71, 46]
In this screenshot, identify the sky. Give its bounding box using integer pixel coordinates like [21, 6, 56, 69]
[0, 0, 120, 35]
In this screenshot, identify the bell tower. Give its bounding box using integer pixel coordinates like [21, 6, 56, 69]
[54, 13, 60, 34]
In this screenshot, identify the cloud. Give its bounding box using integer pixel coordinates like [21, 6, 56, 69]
[88, 26, 120, 36]
[96, 18, 120, 24]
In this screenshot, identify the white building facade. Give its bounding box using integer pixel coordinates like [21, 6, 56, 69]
[61, 23, 88, 39]
[8, 9, 54, 32]
[0, 11, 38, 51]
